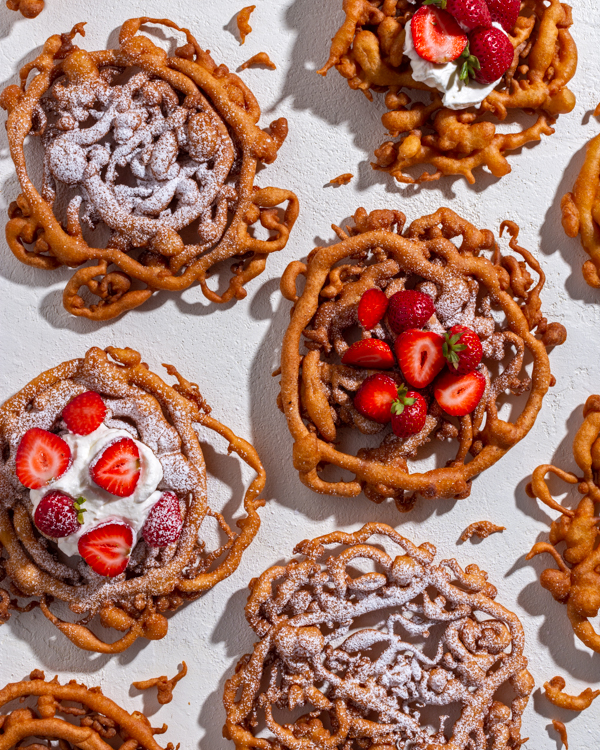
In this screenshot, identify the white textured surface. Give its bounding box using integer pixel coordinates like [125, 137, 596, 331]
[0, 1, 599, 747]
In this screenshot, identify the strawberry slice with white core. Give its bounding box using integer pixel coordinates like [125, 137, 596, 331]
[434, 370, 486, 416]
[62, 391, 106, 435]
[15, 428, 71, 490]
[142, 492, 183, 548]
[78, 521, 134, 577]
[394, 329, 445, 389]
[90, 437, 140, 497]
[411, 6, 468, 64]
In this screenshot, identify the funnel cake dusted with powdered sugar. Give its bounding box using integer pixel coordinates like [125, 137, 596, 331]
[0, 346, 266, 653]
[223, 523, 534, 750]
[279, 207, 566, 508]
[0, 17, 298, 320]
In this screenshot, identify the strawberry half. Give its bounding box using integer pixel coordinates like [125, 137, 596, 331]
[142, 492, 183, 548]
[78, 521, 134, 577]
[462, 26, 514, 85]
[434, 370, 486, 416]
[342, 339, 395, 369]
[411, 5, 468, 64]
[90, 438, 140, 497]
[486, 0, 520, 33]
[354, 373, 398, 424]
[394, 330, 445, 389]
[34, 491, 84, 538]
[62, 391, 106, 436]
[391, 386, 427, 438]
[425, 0, 491, 31]
[387, 290, 435, 334]
[358, 288, 388, 330]
[15, 428, 71, 490]
[443, 325, 483, 374]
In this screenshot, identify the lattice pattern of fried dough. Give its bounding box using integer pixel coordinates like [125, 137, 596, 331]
[223, 523, 534, 750]
[318, 0, 577, 184]
[526, 394, 600, 653]
[279, 207, 565, 506]
[0, 346, 266, 653]
[0, 18, 298, 320]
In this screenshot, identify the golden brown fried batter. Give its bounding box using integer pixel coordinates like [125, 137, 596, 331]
[527, 395, 600, 652]
[460, 520, 505, 542]
[0, 347, 266, 653]
[329, 172, 354, 185]
[279, 207, 565, 506]
[0, 18, 298, 320]
[0, 670, 173, 750]
[239, 51, 276, 70]
[561, 104, 600, 289]
[237, 5, 255, 44]
[544, 675, 600, 711]
[133, 662, 187, 705]
[552, 720, 569, 749]
[319, 0, 577, 184]
[223, 523, 534, 750]
[5, 0, 43, 17]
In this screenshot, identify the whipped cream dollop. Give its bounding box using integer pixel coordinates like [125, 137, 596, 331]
[30, 424, 163, 557]
[404, 21, 508, 110]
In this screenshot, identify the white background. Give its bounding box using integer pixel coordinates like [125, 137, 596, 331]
[0, 0, 599, 747]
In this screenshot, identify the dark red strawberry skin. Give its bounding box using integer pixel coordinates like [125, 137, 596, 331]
[62, 391, 106, 435]
[469, 26, 514, 84]
[486, 0, 520, 32]
[142, 492, 183, 547]
[388, 290, 435, 334]
[34, 491, 81, 538]
[342, 339, 395, 369]
[445, 0, 491, 31]
[354, 374, 398, 424]
[358, 288, 388, 330]
[391, 390, 427, 438]
[444, 325, 483, 374]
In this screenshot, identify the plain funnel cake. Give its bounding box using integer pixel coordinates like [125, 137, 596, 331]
[0, 669, 174, 750]
[0, 17, 298, 320]
[318, 0, 577, 184]
[0, 346, 266, 653]
[279, 207, 566, 508]
[223, 523, 534, 750]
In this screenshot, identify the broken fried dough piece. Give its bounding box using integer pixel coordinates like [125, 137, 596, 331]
[133, 662, 187, 705]
[237, 5, 255, 44]
[223, 522, 534, 750]
[239, 52, 276, 70]
[527, 395, 600, 653]
[0, 18, 298, 320]
[329, 173, 354, 186]
[279, 206, 565, 506]
[460, 521, 505, 542]
[0, 670, 172, 750]
[544, 676, 600, 711]
[6, 0, 44, 16]
[552, 720, 569, 749]
[319, 0, 577, 185]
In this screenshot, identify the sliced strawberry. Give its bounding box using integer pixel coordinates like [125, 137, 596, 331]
[78, 521, 134, 577]
[434, 370, 486, 416]
[34, 491, 84, 538]
[358, 288, 388, 330]
[391, 386, 427, 438]
[342, 339, 395, 369]
[90, 438, 140, 497]
[142, 492, 183, 548]
[443, 325, 483, 374]
[354, 373, 398, 424]
[394, 330, 445, 389]
[15, 428, 71, 490]
[62, 391, 106, 435]
[411, 5, 468, 64]
[486, 0, 520, 32]
[387, 290, 435, 334]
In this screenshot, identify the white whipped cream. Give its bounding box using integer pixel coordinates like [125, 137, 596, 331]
[404, 20, 507, 110]
[30, 424, 163, 558]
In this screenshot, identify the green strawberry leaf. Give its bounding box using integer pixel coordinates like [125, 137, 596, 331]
[423, 0, 447, 7]
[459, 44, 481, 82]
[74, 496, 87, 525]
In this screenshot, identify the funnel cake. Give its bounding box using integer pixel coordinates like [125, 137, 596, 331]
[318, 0, 577, 184]
[526, 395, 600, 653]
[0, 346, 266, 653]
[5, 0, 44, 17]
[561, 105, 600, 289]
[279, 207, 565, 506]
[0, 18, 298, 320]
[223, 523, 534, 750]
[0, 670, 173, 750]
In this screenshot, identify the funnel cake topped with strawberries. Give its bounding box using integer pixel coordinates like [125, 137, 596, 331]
[0, 346, 266, 652]
[318, 0, 577, 184]
[279, 207, 566, 508]
[0, 18, 298, 320]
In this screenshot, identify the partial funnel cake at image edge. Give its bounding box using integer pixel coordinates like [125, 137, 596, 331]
[0, 17, 298, 320]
